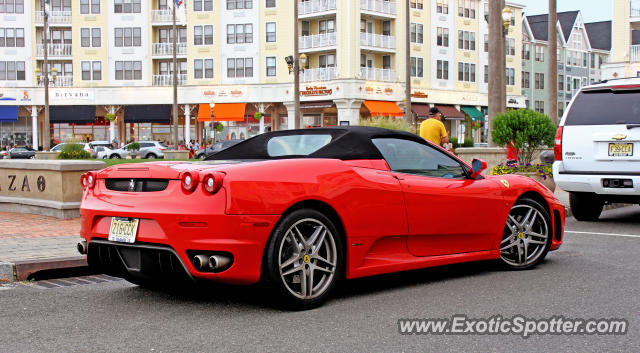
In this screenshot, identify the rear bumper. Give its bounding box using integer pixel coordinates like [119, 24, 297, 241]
[553, 161, 640, 198]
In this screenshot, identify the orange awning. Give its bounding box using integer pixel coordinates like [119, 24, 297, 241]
[363, 100, 404, 117]
[197, 103, 246, 122]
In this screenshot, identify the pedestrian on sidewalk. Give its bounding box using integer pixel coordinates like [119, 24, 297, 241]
[420, 107, 449, 147]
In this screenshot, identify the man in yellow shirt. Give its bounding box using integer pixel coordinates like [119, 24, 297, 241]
[420, 107, 449, 146]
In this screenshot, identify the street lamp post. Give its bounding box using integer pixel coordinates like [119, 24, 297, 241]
[34, 66, 57, 150]
[209, 100, 215, 146]
[487, 2, 512, 147]
[284, 53, 307, 128]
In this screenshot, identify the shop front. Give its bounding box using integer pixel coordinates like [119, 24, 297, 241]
[0, 105, 32, 148]
[50, 105, 98, 144]
[435, 105, 465, 142]
[361, 100, 404, 120]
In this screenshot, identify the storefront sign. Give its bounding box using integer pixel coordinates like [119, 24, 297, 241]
[300, 86, 332, 97]
[53, 90, 94, 100]
[411, 91, 428, 98]
[20, 91, 31, 102]
[230, 90, 243, 97]
[203, 90, 216, 98]
[384, 88, 393, 95]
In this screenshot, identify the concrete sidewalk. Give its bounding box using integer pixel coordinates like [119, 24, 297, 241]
[0, 190, 625, 282]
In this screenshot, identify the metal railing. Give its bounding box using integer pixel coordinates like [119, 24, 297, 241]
[360, 32, 396, 50]
[35, 11, 72, 24]
[299, 0, 336, 15]
[37, 43, 72, 57]
[38, 75, 73, 87]
[631, 0, 640, 17]
[152, 42, 187, 56]
[300, 67, 337, 82]
[631, 45, 640, 62]
[360, 0, 397, 16]
[360, 67, 396, 81]
[299, 32, 337, 50]
[152, 74, 187, 86]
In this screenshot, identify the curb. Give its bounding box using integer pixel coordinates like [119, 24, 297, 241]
[0, 257, 87, 282]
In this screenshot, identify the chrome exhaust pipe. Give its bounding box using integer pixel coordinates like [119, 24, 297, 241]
[193, 255, 210, 271]
[209, 255, 231, 270]
[77, 240, 87, 255]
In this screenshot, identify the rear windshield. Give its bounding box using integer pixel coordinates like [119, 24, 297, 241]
[267, 134, 332, 157]
[565, 90, 640, 125]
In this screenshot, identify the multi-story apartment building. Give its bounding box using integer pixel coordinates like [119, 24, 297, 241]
[521, 11, 611, 118]
[0, 0, 524, 149]
[602, 0, 640, 80]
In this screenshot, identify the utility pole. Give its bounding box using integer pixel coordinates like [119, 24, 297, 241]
[488, 0, 506, 147]
[404, 0, 412, 124]
[293, 0, 301, 129]
[171, 1, 179, 147]
[548, 0, 558, 125]
[42, 2, 51, 150]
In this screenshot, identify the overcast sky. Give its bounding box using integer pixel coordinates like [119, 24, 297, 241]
[516, 0, 613, 23]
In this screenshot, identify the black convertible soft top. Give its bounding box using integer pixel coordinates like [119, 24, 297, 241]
[207, 126, 425, 161]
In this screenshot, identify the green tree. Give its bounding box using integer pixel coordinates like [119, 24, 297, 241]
[492, 109, 556, 165]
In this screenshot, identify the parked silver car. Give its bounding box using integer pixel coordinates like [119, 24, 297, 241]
[94, 146, 113, 159]
[108, 141, 168, 159]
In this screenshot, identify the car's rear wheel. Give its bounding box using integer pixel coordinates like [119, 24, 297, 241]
[569, 192, 603, 221]
[266, 209, 343, 310]
[500, 198, 552, 270]
[110, 154, 120, 159]
[146, 153, 157, 159]
[198, 154, 206, 160]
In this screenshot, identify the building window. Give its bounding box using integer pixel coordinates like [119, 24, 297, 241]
[437, 60, 448, 80]
[558, 75, 564, 91]
[301, 21, 310, 36]
[320, 19, 336, 34]
[194, 59, 214, 79]
[319, 54, 335, 68]
[522, 71, 530, 88]
[506, 67, 515, 86]
[535, 45, 544, 62]
[436, 0, 448, 14]
[522, 42, 530, 60]
[566, 75, 571, 92]
[558, 105, 564, 118]
[0, 61, 25, 80]
[534, 100, 544, 113]
[80, 0, 100, 14]
[193, 0, 213, 11]
[80, 28, 101, 47]
[195, 25, 214, 45]
[590, 53, 596, 69]
[266, 22, 276, 42]
[457, 62, 475, 82]
[484, 34, 488, 52]
[114, 0, 141, 13]
[410, 23, 423, 44]
[158, 28, 187, 43]
[410, 0, 423, 9]
[0, 0, 24, 13]
[114, 27, 141, 47]
[0, 28, 25, 47]
[266, 56, 276, 76]
[506, 38, 515, 56]
[81, 61, 101, 80]
[226, 24, 251, 44]
[457, 0, 475, 18]
[227, 58, 253, 78]
[457, 30, 475, 50]
[437, 27, 449, 47]
[410, 57, 423, 78]
[115, 61, 142, 80]
[484, 64, 488, 83]
[534, 72, 544, 89]
[266, 0, 276, 8]
[226, 0, 252, 10]
[582, 52, 587, 67]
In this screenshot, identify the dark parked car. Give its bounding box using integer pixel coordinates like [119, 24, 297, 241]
[9, 147, 36, 159]
[195, 139, 243, 159]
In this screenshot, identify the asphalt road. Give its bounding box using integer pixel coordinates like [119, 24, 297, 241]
[1, 206, 639, 353]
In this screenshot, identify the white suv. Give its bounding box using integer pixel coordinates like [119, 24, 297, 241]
[553, 78, 640, 221]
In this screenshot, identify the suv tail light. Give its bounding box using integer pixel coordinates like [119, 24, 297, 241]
[554, 127, 563, 161]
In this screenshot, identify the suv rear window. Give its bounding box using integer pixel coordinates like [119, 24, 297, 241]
[565, 90, 640, 125]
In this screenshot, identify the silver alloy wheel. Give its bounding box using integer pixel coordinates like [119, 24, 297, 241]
[500, 204, 549, 267]
[278, 218, 337, 300]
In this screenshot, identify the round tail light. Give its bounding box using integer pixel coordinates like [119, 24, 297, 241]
[202, 173, 224, 194]
[80, 174, 87, 189]
[181, 172, 199, 192]
[86, 172, 96, 188]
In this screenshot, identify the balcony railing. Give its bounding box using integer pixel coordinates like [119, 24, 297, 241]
[38, 76, 73, 87]
[152, 9, 172, 22]
[300, 67, 337, 82]
[632, 45, 640, 62]
[632, 0, 640, 17]
[152, 74, 187, 86]
[360, 67, 396, 81]
[360, 32, 396, 50]
[37, 43, 72, 57]
[360, 0, 396, 16]
[299, 32, 337, 50]
[35, 11, 72, 25]
[299, 0, 336, 15]
[152, 42, 187, 56]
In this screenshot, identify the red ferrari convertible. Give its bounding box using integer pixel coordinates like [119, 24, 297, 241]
[79, 127, 564, 308]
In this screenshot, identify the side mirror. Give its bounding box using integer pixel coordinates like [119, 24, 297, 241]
[469, 159, 487, 179]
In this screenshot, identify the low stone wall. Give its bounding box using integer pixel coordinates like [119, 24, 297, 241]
[0, 160, 105, 219]
[36, 152, 60, 160]
[455, 147, 553, 172]
[164, 150, 190, 160]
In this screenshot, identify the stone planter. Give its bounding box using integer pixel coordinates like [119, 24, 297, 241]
[515, 172, 556, 192]
[164, 150, 190, 160]
[36, 151, 60, 160]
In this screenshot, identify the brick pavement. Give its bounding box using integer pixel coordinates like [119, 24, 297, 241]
[0, 212, 80, 239]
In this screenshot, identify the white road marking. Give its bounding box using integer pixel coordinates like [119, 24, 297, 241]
[565, 230, 640, 239]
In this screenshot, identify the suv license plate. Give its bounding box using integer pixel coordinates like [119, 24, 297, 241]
[608, 143, 633, 157]
[108, 217, 139, 243]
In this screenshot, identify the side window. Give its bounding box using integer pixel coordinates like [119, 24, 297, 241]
[372, 138, 467, 179]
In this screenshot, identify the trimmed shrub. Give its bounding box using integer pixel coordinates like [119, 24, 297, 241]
[462, 138, 474, 147]
[492, 109, 555, 165]
[58, 143, 91, 159]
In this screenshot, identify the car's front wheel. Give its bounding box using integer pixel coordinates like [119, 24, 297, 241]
[146, 153, 157, 159]
[110, 154, 120, 159]
[265, 209, 343, 310]
[500, 198, 552, 270]
[569, 192, 603, 221]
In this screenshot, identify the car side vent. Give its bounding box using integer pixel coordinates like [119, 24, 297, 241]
[105, 179, 169, 192]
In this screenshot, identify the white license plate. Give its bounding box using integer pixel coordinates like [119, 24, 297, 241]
[608, 143, 633, 157]
[108, 217, 139, 243]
